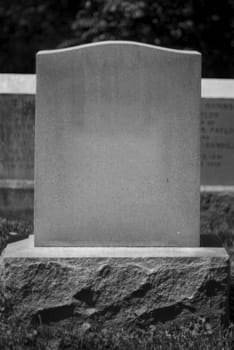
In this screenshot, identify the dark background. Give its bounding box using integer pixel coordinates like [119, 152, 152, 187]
[0, 0, 234, 77]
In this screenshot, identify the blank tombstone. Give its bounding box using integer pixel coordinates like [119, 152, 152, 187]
[35, 41, 201, 247]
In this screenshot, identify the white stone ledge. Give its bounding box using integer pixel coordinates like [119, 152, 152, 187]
[0, 179, 34, 189]
[201, 78, 234, 98]
[200, 185, 234, 192]
[1, 181, 234, 193]
[0, 74, 35, 94]
[1, 235, 228, 259]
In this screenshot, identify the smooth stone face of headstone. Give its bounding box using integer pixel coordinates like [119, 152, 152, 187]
[201, 79, 234, 186]
[35, 41, 201, 247]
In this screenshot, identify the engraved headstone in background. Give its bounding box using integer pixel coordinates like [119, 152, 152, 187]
[35, 41, 201, 247]
[201, 79, 234, 186]
[0, 75, 35, 180]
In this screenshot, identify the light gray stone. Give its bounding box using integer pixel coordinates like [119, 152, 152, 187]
[35, 41, 201, 247]
[0, 235, 227, 258]
[0, 246, 229, 329]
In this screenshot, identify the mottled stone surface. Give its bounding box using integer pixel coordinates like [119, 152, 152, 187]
[0, 255, 229, 330]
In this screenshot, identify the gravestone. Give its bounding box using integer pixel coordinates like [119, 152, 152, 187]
[0, 74, 35, 180]
[201, 79, 234, 186]
[0, 75, 35, 220]
[1, 42, 229, 333]
[35, 41, 201, 247]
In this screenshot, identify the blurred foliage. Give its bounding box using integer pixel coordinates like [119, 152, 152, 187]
[0, 0, 81, 73]
[0, 0, 234, 77]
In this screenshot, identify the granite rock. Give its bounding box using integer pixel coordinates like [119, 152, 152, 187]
[0, 256, 229, 331]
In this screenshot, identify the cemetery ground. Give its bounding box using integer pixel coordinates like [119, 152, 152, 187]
[0, 192, 234, 349]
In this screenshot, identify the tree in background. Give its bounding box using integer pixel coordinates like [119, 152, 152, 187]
[1, 0, 234, 77]
[0, 0, 80, 73]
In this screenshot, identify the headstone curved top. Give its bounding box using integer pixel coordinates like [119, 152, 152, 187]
[35, 41, 201, 247]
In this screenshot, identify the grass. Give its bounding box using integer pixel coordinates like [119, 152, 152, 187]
[0, 320, 234, 350]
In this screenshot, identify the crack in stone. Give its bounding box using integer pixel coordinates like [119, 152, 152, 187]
[32, 303, 76, 324]
[137, 302, 196, 325]
[73, 287, 99, 307]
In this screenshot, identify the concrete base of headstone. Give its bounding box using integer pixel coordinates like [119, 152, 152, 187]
[0, 236, 230, 331]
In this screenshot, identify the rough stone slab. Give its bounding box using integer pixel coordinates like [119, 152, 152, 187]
[0, 242, 229, 330]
